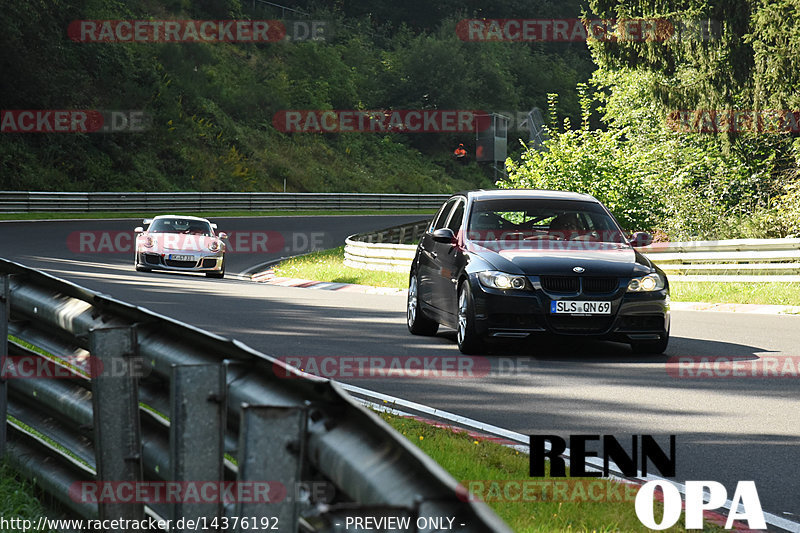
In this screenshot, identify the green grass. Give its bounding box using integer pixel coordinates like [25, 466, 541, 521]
[670, 281, 800, 306]
[0, 209, 436, 221]
[380, 412, 724, 532]
[273, 246, 409, 288]
[270, 248, 800, 306]
[0, 462, 57, 532]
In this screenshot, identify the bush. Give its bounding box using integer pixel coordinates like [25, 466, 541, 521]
[499, 77, 800, 241]
[499, 87, 667, 232]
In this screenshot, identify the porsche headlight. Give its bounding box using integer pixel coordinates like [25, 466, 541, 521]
[143, 236, 155, 248]
[627, 273, 665, 292]
[209, 240, 220, 252]
[478, 271, 527, 290]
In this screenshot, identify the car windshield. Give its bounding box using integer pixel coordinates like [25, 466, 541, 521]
[148, 218, 212, 236]
[467, 198, 626, 244]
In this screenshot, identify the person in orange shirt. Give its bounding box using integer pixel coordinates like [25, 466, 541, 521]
[454, 143, 467, 162]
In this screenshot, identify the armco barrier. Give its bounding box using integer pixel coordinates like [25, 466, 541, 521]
[640, 238, 800, 281]
[344, 225, 800, 281]
[343, 239, 418, 272]
[0, 191, 448, 213]
[0, 258, 513, 533]
[343, 220, 429, 272]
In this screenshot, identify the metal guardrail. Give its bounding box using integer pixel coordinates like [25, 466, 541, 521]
[344, 226, 800, 281]
[250, 0, 311, 18]
[640, 238, 800, 281]
[0, 258, 512, 533]
[344, 240, 418, 272]
[0, 192, 448, 213]
[343, 220, 430, 273]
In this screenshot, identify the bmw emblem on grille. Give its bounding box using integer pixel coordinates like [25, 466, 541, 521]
[573, 266, 585, 273]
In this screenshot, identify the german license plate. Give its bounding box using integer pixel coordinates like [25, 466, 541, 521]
[169, 254, 194, 261]
[550, 300, 611, 315]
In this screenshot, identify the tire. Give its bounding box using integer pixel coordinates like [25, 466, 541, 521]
[206, 260, 225, 279]
[407, 273, 439, 335]
[457, 281, 484, 354]
[631, 331, 669, 355]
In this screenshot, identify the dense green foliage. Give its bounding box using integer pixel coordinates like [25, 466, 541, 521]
[500, 76, 799, 239]
[2, 0, 796, 239]
[0, 0, 592, 192]
[500, 1, 800, 239]
[0, 461, 59, 532]
[587, 0, 800, 112]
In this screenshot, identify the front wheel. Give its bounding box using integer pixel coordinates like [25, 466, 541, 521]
[457, 282, 484, 354]
[407, 273, 438, 335]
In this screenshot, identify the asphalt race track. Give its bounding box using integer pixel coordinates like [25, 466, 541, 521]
[2, 216, 799, 530]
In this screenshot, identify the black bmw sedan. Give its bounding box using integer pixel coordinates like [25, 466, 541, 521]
[406, 189, 670, 354]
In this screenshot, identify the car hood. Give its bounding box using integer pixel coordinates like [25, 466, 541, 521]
[468, 241, 653, 277]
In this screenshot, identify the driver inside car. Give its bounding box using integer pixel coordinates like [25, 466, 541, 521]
[548, 212, 586, 240]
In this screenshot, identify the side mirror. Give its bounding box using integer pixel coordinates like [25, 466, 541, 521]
[218, 232, 228, 239]
[630, 231, 653, 247]
[432, 228, 456, 244]
[210, 223, 218, 229]
[134, 227, 144, 233]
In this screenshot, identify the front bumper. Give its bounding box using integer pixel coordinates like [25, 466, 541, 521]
[136, 250, 224, 272]
[468, 274, 670, 342]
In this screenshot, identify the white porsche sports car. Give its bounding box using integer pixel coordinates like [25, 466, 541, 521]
[133, 215, 227, 278]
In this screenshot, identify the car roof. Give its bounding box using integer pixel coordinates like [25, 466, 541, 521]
[150, 214, 212, 223]
[452, 189, 599, 203]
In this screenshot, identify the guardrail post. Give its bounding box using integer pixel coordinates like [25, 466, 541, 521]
[169, 364, 226, 531]
[235, 405, 307, 533]
[0, 275, 9, 456]
[90, 326, 144, 525]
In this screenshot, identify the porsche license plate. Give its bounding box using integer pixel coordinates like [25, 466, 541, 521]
[169, 254, 194, 261]
[550, 300, 611, 315]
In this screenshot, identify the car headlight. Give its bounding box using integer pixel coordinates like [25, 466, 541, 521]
[627, 273, 665, 292]
[209, 240, 220, 252]
[143, 236, 155, 248]
[478, 271, 527, 290]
